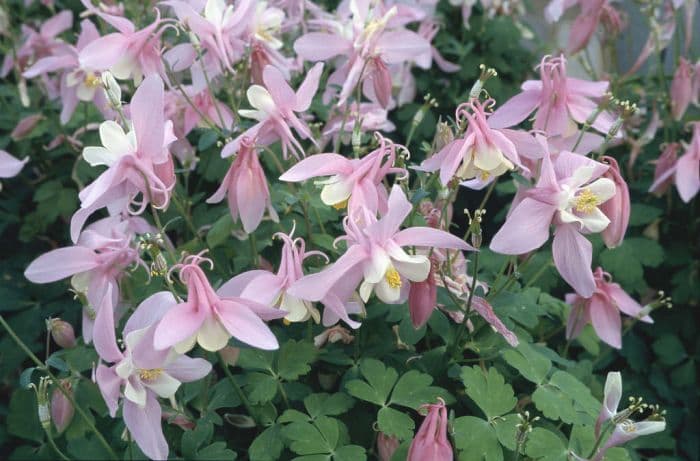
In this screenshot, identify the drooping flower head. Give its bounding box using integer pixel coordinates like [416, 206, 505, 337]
[407, 398, 453, 461]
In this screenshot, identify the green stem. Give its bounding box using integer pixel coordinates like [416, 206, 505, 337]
[44, 427, 71, 461]
[0, 316, 118, 459]
[449, 251, 480, 358]
[218, 353, 258, 426]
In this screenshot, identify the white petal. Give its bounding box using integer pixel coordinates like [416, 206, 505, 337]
[279, 294, 311, 322]
[238, 109, 268, 122]
[580, 207, 610, 233]
[375, 277, 401, 303]
[144, 372, 181, 398]
[197, 315, 230, 352]
[359, 280, 374, 303]
[82, 146, 119, 167]
[111, 56, 135, 80]
[559, 208, 584, 226]
[115, 357, 134, 380]
[320, 179, 352, 206]
[389, 248, 430, 282]
[174, 332, 197, 354]
[124, 378, 147, 407]
[363, 248, 390, 284]
[76, 84, 96, 101]
[588, 177, 616, 204]
[246, 85, 275, 113]
[570, 165, 595, 187]
[99, 121, 131, 156]
[205, 0, 225, 24]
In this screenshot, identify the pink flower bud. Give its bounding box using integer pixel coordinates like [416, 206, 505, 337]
[407, 399, 453, 461]
[408, 268, 437, 329]
[50, 380, 74, 434]
[219, 346, 240, 367]
[600, 156, 630, 248]
[377, 432, 400, 461]
[670, 58, 693, 121]
[649, 143, 680, 196]
[10, 113, 43, 141]
[49, 318, 76, 349]
[162, 410, 196, 430]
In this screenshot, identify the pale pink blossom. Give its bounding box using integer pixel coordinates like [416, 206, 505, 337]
[489, 55, 614, 137]
[0, 150, 28, 179]
[490, 146, 616, 297]
[566, 267, 652, 349]
[207, 137, 278, 233]
[322, 102, 395, 148]
[94, 291, 211, 460]
[649, 142, 680, 196]
[10, 114, 44, 140]
[377, 432, 400, 461]
[153, 253, 284, 352]
[50, 380, 74, 434]
[599, 156, 630, 248]
[223, 63, 323, 159]
[625, 3, 676, 77]
[670, 57, 693, 121]
[280, 133, 406, 216]
[674, 122, 700, 202]
[407, 399, 453, 461]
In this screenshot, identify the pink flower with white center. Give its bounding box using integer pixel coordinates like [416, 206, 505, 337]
[0, 150, 28, 180]
[153, 253, 285, 353]
[418, 99, 522, 185]
[670, 57, 693, 121]
[71, 74, 176, 242]
[219, 228, 327, 323]
[79, 0, 166, 84]
[674, 122, 700, 203]
[223, 63, 324, 160]
[294, 2, 431, 108]
[94, 291, 211, 460]
[488, 55, 614, 137]
[207, 137, 278, 233]
[407, 399, 453, 461]
[23, 19, 113, 124]
[565, 267, 652, 349]
[279, 133, 406, 216]
[649, 142, 681, 196]
[490, 145, 616, 297]
[25, 215, 147, 343]
[287, 185, 472, 327]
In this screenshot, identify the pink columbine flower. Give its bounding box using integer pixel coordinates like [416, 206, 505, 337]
[674, 122, 700, 202]
[153, 253, 285, 352]
[0, 150, 28, 179]
[25, 215, 145, 343]
[565, 267, 652, 349]
[599, 156, 630, 249]
[94, 291, 212, 460]
[218, 228, 326, 323]
[377, 432, 400, 461]
[418, 99, 522, 185]
[48, 318, 77, 349]
[23, 19, 111, 124]
[223, 63, 323, 160]
[649, 142, 681, 196]
[407, 399, 453, 461]
[279, 133, 406, 216]
[294, 3, 431, 108]
[287, 185, 472, 327]
[408, 257, 437, 329]
[565, 0, 625, 55]
[207, 137, 278, 233]
[490, 146, 616, 297]
[670, 57, 693, 121]
[79, 0, 166, 84]
[488, 55, 614, 138]
[71, 74, 176, 242]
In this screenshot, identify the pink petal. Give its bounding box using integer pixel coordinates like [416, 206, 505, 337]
[24, 247, 99, 283]
[393, 227, 473, 251]
[589, 294, 622, 348]
[279, 153, 353, 181]
[236, 166, 266, 234]
[217, 300, 279, 350]
[0, 150, 28, 178]
[262, 65, 296, 108]
[295, 62, 324, 112]
[131, 74, 166, 163]
[375, 30, 431, 68]
[294, 33, 350, 61]
[674, 151, 700, 202]
[92, 285, 123, 363]
[552, 224, 595, 297]
[123, 396, 168, 461]
[488, 90, 541, 129]
[605, 283, 652, 323]
[95, 364, 121, 417]
[23, 56, 73, 78]
[366, 185, 412, 243]
[124, 291, 177, 336]
[217, 270, 270, 297]
[40, 10, 73, 37]
[153, 301, 206, 350]
[165, 356, 212, 382]
[490, 198, 555, 255]
[79, 33, 128, 70]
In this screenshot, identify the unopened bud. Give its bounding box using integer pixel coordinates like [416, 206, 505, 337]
[101, 71, 122, 109]
[470, 64, 497, 100]
[219, 346, 240, 366]
[51, 380, 74, 434]
[377, 432, 400, 461]
[30, 376, 52, 431]
[48, 318, 76, 349]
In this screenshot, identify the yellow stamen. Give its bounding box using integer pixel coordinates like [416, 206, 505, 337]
[332, 198, 349, 210]
[138, 368, 163, 381]
[574, 188, 599, 214]
[84, 73, 101, 88]
[385, 267, 402, 289]
[480, 170, 491, 181]
[283, 318, 291, 326]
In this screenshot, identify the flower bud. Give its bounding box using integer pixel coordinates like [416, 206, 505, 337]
[377, 432, 400, 461]
[649, 143, 680, 196]
[11, 113, 44, 141]
[600, 156, 630, 248]
[51, 380, 74, 434]
[670, 58, 693, 121]
[48, 318, 76, 349]
[407, 399, 453, 461]
[219, 346, 240, 366]
[30, 377, 51, 431]
[433, 121, 454, 152]
[101, 71, 121, 109]
[408, 267, 437, 329]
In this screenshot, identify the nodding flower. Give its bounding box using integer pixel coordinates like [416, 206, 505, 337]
[154, 251, 285, 353]
[407, 398, 453, 461]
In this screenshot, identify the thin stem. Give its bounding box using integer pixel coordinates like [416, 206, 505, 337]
[449, 251, 480, 358]
[44, 427, 71, 461]
[218, 353, 258, 426]
[0, 316, 118, 459]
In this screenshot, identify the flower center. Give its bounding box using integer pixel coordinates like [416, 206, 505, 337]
[574, 188, 599, 214]
[84, 73, 101, 88]
[385, 267, 402, 289]
[332, 198, 349, 210]
[138, 368, 163, 381]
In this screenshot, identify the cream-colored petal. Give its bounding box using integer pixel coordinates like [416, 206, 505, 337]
[238, 109, 268, 122]
[99, 120, 131, 156]
[389, 248, 430, 282]
[580, 207, 610, 233]
[320, 179, 352, 206]
[279, 293, 311, 322]
[246, 85, 275, 113]
[124, 378, 147, 407]
[82, 146, 119, 167]
[587, 177, 616, 204]
[374, 277, 402, 303]
[359, 279, 374, 303]
[197, 315, 230, 352]
[174, 332, 197, 354]
[144, 372, 181, 399]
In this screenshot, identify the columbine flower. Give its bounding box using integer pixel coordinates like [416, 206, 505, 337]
[279, 133, 406, 216]
[488, 55, 614, 137]
[407, 399, 453, 461]
[218, 227, 326, 323]
[649, 142, 681, 196]
[490, 145, 616, 297]
[0, 150, 28, 179]
[207, 137, 278, 234]
[670, 57, 693, 121]
[153, 253, 284, 352]
[287, 185, 472, 327]
[599, 156, 630, 248]
[71, 74, 176, 242]
[674, 121, 700, 203]
[94, 291, 211, 460]
[223, 63, 324, 160]
[565, 267, 652, 349]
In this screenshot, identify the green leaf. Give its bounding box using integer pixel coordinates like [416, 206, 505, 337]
[502, 342, 551, 384]
[599, 238, 664, 290]
[333, 445, 366, 461]
[250, 425, 285, 461]
[283, 422, 330, 455]
[452, 416, 503, 461]
[532, 371, 598, 425]
[7, 389, 43, 443]
[304, 393, 355, 418]
[206, 213, 234, 249]
[629, 204, 662, 226]
[390, 370, 452, 409]
[460, 366, 517, 419]
[493, 414, 520, 451]
[277, 340, 318, 381]
[345, 359, 398, 406]
[196, 442, 237, 460]
[377, 407, 415, 441]
[246, 372, 278, 404]
[279, 409, 311, 423]
[652, 335, 686, 366]
[316, 416, 341, 450]
[181, 419, 214, 458]
[524, 428, 567, 461]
